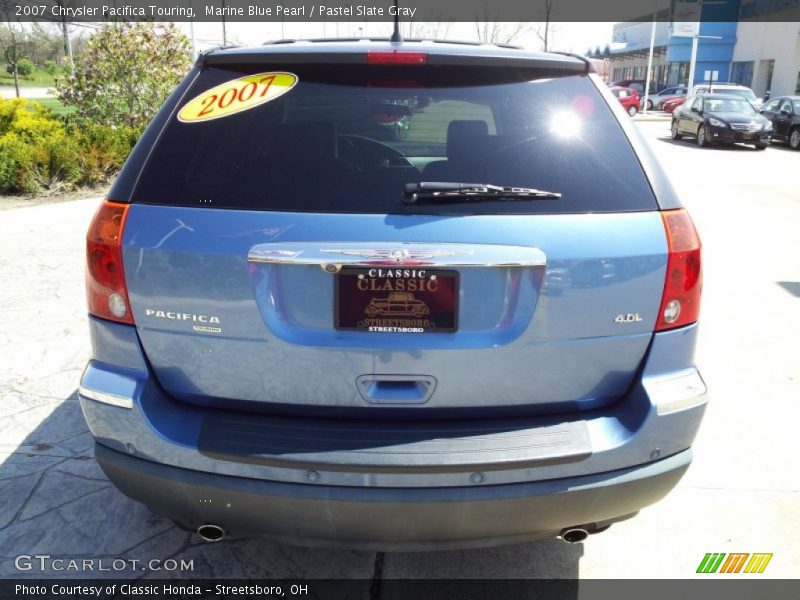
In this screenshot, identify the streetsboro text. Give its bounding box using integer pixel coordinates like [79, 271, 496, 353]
[206, 4, 418, 17]
[15, 584, 305, 596]
[50, 6, 195, 18]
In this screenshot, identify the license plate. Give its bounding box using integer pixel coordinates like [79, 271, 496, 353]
[335, 267, 458, 333]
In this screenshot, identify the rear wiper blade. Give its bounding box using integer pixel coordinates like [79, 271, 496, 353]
[403, 182, 561, 205]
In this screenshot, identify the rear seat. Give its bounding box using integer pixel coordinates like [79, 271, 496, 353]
[423, 120, 492, 181]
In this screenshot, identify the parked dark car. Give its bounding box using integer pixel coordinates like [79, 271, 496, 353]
[80, 39, 706, 550]
[761, 96, 800, 149]
[671, 94, 773, 149]
[609, 85, 641, 116]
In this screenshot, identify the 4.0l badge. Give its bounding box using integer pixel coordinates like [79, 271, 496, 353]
[614, 313, 643, 324]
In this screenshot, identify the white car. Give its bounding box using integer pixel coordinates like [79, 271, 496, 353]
[691, 83, 762, 110]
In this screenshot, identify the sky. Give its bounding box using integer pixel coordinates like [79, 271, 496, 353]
[178, 21, 616, 55]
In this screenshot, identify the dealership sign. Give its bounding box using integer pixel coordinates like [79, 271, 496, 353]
[672, 2, 701, 37]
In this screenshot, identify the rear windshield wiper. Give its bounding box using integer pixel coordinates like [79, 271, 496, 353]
[403, 182, 562, 205]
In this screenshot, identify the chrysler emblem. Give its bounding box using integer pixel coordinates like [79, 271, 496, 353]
[322, 247, 471, 264]
[389, 249, 410, 261]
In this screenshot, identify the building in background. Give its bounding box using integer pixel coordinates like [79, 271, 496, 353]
[730, 3, 800, 97]
[604, 0, 800, 97]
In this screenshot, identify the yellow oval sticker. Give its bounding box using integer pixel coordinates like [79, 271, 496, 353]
[178, 72, 298, 123]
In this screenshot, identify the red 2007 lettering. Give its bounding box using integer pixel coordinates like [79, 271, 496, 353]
[196, 76, 278, 118]
[258, 75, 276, 96]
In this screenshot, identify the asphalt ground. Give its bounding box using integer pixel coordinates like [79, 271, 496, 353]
[0, 118, 797, 581]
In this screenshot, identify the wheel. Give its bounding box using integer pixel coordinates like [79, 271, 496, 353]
[696, 125, 710, 147]
[627, 105, 638, 117]
[754, 143, 768, 150]
[646, 99, 653, 111]
[789, 128, 800, 150]
[670, 120, 682, 140]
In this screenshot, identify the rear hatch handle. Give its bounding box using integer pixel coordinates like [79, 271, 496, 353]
[247, 242, 547, 272]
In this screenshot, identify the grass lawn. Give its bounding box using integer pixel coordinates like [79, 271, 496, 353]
[30, 97, 75, 116]
[0, 67, 59, 89]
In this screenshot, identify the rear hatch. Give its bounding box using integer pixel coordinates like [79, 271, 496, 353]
[121, 47, 666, 417]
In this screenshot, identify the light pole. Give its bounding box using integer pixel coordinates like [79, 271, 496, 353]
[221, 0, 227, 45]
[188, 0, 197, 60]
[687, 33, 723, 90]
[642, 0, 658, 114]
[680, 0, 727, 89]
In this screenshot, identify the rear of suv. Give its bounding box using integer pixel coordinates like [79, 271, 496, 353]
[691, 82, 762, 109]
[80, 40, 707, 550]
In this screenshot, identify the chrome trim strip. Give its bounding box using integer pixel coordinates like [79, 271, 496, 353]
[78, 386, 133, 409]
[644, 368, 708, 416]
[247, 242, 547, 269]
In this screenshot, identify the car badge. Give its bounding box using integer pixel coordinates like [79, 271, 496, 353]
[321, 247, 472, 265]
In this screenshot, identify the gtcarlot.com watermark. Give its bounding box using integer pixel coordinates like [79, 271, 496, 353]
[14, 554, 194, 573]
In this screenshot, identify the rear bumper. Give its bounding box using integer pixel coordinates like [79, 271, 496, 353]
[95, 442, 691, 550]
[80, 317, 707, 547]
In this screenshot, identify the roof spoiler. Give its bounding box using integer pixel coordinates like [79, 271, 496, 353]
[551, 52, 595, 74]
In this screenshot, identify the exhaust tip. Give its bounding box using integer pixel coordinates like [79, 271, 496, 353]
[197, 524, 225, 542]
[560, 527, 589, 544]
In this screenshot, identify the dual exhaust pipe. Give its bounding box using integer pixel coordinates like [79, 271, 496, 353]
[196, 523, 596, 545]
[559, 526, 590, 544]
[197, 524, 226, 542]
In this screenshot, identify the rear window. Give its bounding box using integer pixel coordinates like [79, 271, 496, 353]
[132, 63, 657, 214]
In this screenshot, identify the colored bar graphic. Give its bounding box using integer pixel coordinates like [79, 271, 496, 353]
[744, 553, 773, 574]
[699, 552, 773, 574]
[697, 553, 715, 573]
[697, 553, 726, 573]
[719, 553, 749, 573]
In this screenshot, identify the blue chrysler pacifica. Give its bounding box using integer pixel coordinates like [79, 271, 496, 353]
[79, 40, 707, 550]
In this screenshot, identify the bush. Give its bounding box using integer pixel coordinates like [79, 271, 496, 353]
[43, 60, 60, 78]
[0, 98, 140, 193]
[15, 58, 34, 77]
[74, 121, 142, 185]
[57, 23, 191, 127]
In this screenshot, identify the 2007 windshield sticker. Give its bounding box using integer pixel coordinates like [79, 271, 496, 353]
[177, 72, 298, 123]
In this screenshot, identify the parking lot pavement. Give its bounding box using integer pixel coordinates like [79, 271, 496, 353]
[0, 87, 53, 100]
[0, 122, 798, 581]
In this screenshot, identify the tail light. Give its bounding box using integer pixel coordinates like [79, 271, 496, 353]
[86, 201, 134, 324]
[656, 209, 702, 331]
[367, 50, 428, 64]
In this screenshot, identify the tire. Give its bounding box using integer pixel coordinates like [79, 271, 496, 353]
[627, 105, 638, 117]
[696, 125, 710, 147]
[754, 143, 768, 150]
[671, 120, 682, 140]
[646, 99, 653, 111]
[789, 128, 800, 150]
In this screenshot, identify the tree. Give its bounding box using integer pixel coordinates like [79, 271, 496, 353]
[533, 0, 555, 52]
[474, 21, 530, 45]
[56, 23, 191, 128]
[404, 19, 453, 40]
[15, 57, 33, 76]
[0, 8, 29, 98]
[26, 23, 65, 66]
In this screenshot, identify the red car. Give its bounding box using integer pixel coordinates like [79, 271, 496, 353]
[609, 86, 640, 116]
[661, 96, 686, 114]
